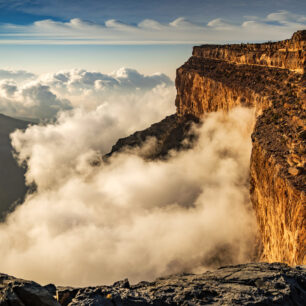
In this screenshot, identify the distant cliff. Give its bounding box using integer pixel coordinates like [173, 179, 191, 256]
[0, 114, 31, 219]
[175, 30, 305, 266]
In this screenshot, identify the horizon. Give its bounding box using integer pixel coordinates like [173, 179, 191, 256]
[0, 1, 305, 78]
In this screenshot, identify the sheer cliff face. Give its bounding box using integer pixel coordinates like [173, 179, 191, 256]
[175, 30, 306, 266]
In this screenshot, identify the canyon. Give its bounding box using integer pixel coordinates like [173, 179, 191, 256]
[0, 31, 305, 304]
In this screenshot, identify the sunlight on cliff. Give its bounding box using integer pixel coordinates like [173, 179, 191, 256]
[0, 107, 257, 286]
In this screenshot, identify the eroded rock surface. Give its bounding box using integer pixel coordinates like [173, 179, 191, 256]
[0, 273, 59, 306]
[1, 263, 305, 305]
[193, 30, 305, 73]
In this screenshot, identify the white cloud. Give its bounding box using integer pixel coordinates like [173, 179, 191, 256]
[266, 10, 306, 23]
[0, 80, 72, 119]
[169, 17, 195, 28]
[0, 67, 175, 120]
[207, 18, 234, 30]
[138, 19, 163, 30]
[0, 11, 305, 44]
[0, 107, 257, 286]
[42, 68, 172, 92]
[0, 69, 35, 81]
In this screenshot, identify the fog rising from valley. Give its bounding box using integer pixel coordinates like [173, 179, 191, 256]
[0, 68, 256, 286]
[0, 70, 257, 283]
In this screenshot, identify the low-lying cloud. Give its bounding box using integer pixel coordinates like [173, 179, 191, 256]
[0, 68, 175, 120]
[0, 80, 72, 119]
[0, 107, 257, 286]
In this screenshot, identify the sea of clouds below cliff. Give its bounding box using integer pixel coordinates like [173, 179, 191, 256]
[0, 68, 257, 286]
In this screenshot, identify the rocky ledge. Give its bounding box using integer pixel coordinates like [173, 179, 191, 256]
[105, 114, 199, 160]
[1, 263, 305, 305]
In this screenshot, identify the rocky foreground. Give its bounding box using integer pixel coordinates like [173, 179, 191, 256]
[1, 263, 305, 305]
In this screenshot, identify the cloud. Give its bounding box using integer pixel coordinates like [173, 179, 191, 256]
[42, 68, 172, 92]
[0, 11, 305, 44]
[0, 80, 72, 119]
[266, 10, 306, 23]
[0, 69, 35, 81]
[0, 107, 257, 286]
[0, 68, 175, 120]
[138, 19, 163, 30]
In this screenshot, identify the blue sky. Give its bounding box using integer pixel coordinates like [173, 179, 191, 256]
[0, 0, 305, 77]
[1, 0, 305, 24]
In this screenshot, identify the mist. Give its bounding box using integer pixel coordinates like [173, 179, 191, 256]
[0, 106, 257, 286]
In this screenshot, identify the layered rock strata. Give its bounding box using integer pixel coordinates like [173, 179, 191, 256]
[175, 30, 306, 265]
[1, 263, 305, 305]
[192, 30, 305, 73]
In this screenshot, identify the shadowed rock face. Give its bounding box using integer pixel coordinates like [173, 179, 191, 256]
[105, 114, 199, 160]
[0, 273, 59, 306]
[1, 263, 305, 305]
[175, 30, 305, 266]
[0, 114, 31, 219]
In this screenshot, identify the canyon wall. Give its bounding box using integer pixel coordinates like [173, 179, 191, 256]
[176, 30, 306, 266]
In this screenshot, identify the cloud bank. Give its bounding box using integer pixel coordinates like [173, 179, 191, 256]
[0, 69, 35, 81]
[0, 68, 175, 121]
[1, 11, 305, 44]
[0, 80, 72, 119]
[0, 107, 257, 286]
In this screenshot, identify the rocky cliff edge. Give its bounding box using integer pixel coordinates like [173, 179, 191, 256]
[1, 263, 305, 305]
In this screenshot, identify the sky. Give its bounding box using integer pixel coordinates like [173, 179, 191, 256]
[0, 0, 305, 77]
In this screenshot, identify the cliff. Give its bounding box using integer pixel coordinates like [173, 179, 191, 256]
[0, 114, 31, 220]
[175, 30, 306, 266]
[105, 31, 305, 267]
[192, 30, 305, 74]
[1, 263, 305, 305]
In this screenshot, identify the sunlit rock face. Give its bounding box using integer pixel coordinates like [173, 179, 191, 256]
[175, 30, 305, 265]
[192, 30, 306, 74]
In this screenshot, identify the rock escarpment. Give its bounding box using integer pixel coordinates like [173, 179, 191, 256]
[192, 30, 305, 74]
[175, 30, 305, 266]
[1, 263, 305, 305]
